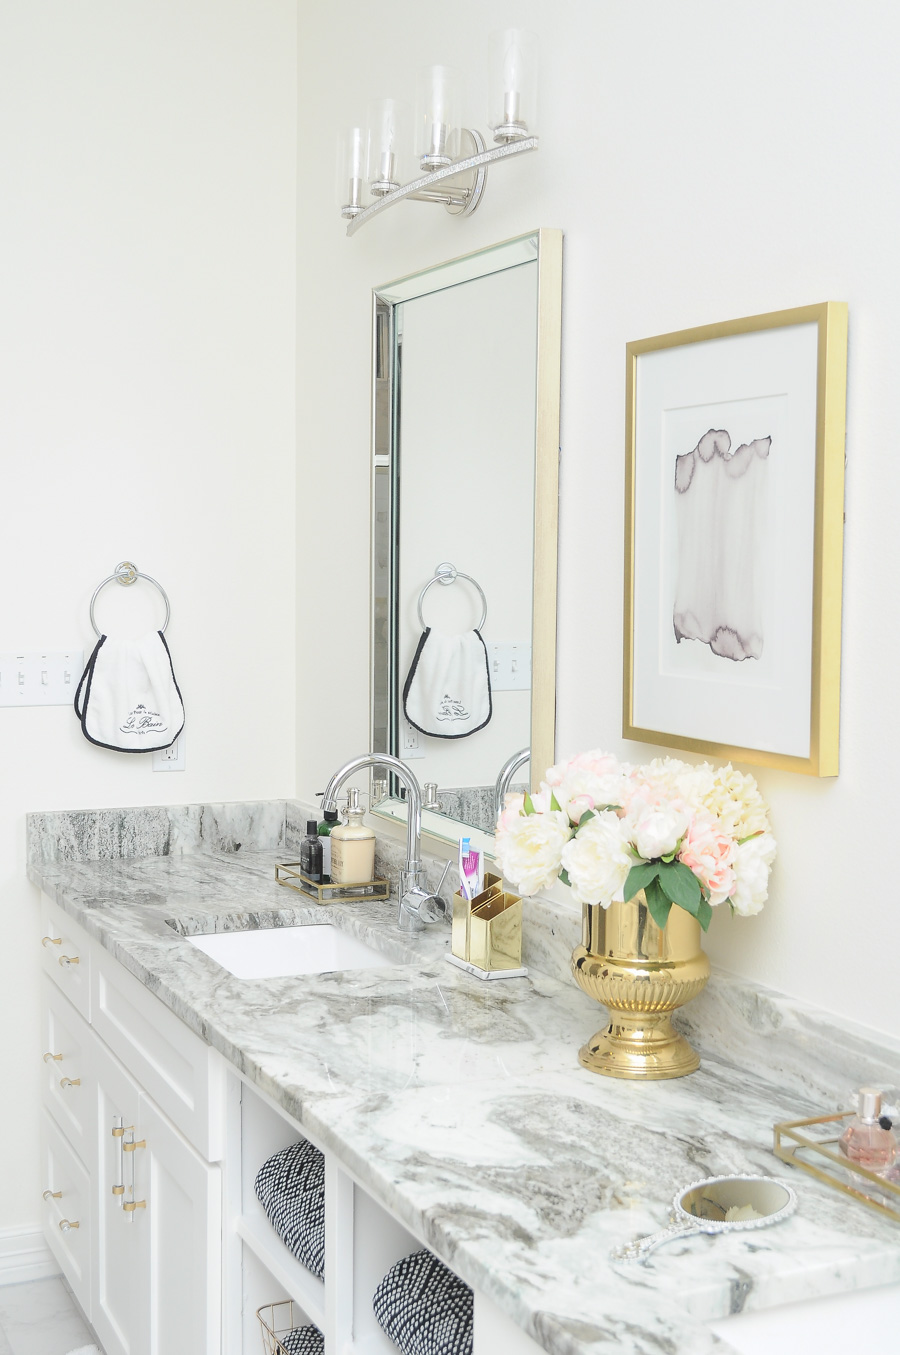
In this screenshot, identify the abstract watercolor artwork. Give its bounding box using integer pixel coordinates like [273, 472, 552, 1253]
[673, 428, 771, 663]
[624, 304, 847, 776]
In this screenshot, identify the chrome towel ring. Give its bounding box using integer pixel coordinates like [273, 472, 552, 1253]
[416, 562, 487, 631]
[89, 561, 171, 637]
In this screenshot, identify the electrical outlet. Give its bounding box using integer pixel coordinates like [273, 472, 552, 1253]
[152, 733, 185, 771]
[399, 717, 424, 760]
[0, 650, 83, 706]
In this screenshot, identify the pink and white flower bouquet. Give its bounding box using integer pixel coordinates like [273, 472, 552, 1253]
[494, 750, 776, 931]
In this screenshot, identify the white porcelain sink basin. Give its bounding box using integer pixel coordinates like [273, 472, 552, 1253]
[186, 924, 391, 979]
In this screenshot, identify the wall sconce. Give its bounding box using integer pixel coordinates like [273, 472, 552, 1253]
[338, 29, 539, 237]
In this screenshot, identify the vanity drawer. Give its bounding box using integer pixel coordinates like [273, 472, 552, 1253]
[41, 976, 93, 1162]
[40, 896, 91, 1020]
[91, 943, 224, 1161]
[41, 1107, 92, 1317]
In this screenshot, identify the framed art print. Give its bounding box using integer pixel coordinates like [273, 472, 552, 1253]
[623, 303, 847, 776]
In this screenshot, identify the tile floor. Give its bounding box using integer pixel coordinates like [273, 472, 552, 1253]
[0, 1277, 100, 1355]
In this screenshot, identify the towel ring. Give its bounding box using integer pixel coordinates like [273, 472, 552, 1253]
[417, 562, 487, 631]
[89, 561, 171, 637]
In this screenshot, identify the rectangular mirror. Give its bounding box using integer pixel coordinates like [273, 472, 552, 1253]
[370, 229, 562, 848]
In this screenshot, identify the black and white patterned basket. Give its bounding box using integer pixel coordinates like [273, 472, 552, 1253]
[373, 1249, 473, 1355]
[254, 1140, 325, 1278]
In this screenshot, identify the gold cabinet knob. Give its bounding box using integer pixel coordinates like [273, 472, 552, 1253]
[112, 1185, 125, 1197]
[122, 1200, 146, 1213]
[42, 1189, 62, 1201]
[58, 1218, 80, 1233]
[58, 954, 80, 968]
[41, 935, 62, 948]
[59, 1077, 81, 1090]
[42, 1051, 63, 1063]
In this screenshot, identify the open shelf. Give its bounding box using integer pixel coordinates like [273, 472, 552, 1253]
[237, 1212, 326, 1333]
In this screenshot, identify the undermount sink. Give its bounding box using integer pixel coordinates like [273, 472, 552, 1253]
[185, 924, 392, 979]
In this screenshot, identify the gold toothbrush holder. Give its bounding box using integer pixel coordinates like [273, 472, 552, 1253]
[448, 872, 527, 979]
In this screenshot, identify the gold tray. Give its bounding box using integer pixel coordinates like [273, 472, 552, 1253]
[275, 862, 389, 903]
[774, 1110, 900, 1222]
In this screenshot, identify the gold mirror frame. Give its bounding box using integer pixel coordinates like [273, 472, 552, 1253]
[369, 228, 562, 851]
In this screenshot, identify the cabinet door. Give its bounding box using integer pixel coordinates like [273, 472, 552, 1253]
[140, 1090, 221, 1355]
[93, 1035, 148, 1355]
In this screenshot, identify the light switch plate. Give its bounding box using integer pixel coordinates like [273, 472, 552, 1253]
[487, 641, 532, 691]
[0, 650, 84, 706]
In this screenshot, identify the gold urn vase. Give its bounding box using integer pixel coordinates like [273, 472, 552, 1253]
[571, 891, 709, 1080]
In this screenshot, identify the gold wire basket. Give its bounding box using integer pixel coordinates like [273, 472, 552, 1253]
[257, 1300, 320, 1355]
[774, 1110, 900, 1223]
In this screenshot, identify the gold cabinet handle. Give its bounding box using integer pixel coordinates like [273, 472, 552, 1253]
[112, 1185, 125, 1197]
[43, 1189, 62, 1201]
[123, 1138, 145, 1153]
[58, 954, 80, 968]
[59, 1077, 81, 1090]
[58, 1218, 80, 1232]
[43, 1051, 63, 1063]
[42, 935, 62, 948]
[123, 1200, 146, 1213]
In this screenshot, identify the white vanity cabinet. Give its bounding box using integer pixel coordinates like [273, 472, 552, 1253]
[39, 898, 222, 1355]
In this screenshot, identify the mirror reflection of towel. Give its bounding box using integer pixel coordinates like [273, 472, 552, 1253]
[402, 628, 492, 739]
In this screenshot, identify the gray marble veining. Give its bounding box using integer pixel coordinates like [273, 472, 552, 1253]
[24, 807, 900, 1355]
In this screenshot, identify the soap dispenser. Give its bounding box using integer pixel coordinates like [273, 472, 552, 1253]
[299, 820, 324, 884]
[317, 808, 339, 883]
[329, 788, 376, 885]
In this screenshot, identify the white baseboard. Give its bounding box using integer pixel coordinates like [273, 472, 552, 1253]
[0, 1225, 59, 1286]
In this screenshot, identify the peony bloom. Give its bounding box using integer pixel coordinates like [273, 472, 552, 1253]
[496, 791, 525, 833]
[730, 832, 777, 916]
[494, 809, 572, 896]
[626, 796, 690, 861]
[704, 764, 770, 840]
[545, 749, 631, 823]
[678, 812, 736, 906]
[561, 811, 632, 907]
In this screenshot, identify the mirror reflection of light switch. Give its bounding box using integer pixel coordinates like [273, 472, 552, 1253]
[487, 642, 532, 691]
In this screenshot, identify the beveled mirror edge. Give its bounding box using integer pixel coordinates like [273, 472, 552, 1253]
[368, 228, 563, 857]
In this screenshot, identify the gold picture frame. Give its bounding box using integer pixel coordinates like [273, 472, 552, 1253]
[624, 302, 847, 777]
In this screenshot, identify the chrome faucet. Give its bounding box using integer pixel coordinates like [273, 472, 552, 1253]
[319, 754, 448, 932]
[492, 747, 531, 825]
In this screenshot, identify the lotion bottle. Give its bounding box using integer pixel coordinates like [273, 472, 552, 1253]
[329, 788, 376, 885]
[299, 820, 324, 884]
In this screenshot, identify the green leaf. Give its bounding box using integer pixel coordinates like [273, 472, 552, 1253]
[559, 868, 571, 887]
[577, 809, 596, 829]
[595, 804, 622, 814]
[523, 792, 536, 815]
[697, 897, 713, 932]
[657, 860, 702, 912]
[624, 861, 662, 901]
[550, 792, 562, 813]
[644, 877, 673, 929]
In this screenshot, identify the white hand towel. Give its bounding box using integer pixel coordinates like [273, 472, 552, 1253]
[74, 630, 185, 753]
[402, 628, 492, 739]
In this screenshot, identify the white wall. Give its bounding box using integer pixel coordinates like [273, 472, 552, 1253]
[0, 1, 297, 1233]
[296, 0, 900, 1038]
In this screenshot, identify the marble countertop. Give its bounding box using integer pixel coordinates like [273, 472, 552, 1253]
[28, 838, 900, 1355]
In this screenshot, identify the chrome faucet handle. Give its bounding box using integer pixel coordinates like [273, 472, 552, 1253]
[398, 860, 451, 931]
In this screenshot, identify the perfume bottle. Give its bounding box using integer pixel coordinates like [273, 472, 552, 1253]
[839, 1089, 897, 1172]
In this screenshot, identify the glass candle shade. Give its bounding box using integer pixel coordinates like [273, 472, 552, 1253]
[415, 65, 462, 171]
[487, 28, 538, 142]
[336, 126, 365, 218]
[366, 98, 410, 196]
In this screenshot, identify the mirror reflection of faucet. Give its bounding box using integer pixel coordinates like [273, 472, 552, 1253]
[422, 782, 441, 811]
[493, 748, 530, 825]
[320, 755, 449, 933]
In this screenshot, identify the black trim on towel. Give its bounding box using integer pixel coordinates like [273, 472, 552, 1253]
[401, 627, 493, 740]
[74, 630, 185, 754]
